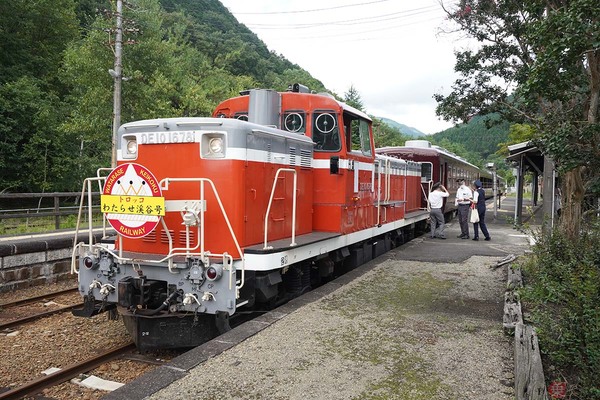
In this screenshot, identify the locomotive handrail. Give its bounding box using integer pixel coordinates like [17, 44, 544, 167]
[376, 159, 399, 225]
[385, 159, 392, 202]
[264, 168, 298, 250]
[404, 163, 408, 214]
[71, 176, 111, 274]
[160, 177, 245, 290]
[95, 168, 113, 238]
[423, 180, 434, 212]
[376, 160, 387, 225]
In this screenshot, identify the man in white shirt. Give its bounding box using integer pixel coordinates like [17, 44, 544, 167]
[428, 182, 449, 239]
[455, 178, 473, 238]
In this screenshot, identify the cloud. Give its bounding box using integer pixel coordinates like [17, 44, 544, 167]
[220, 0, 463, 134]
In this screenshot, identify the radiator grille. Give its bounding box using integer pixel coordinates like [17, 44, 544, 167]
[160, 229, 175, 244]
[300, 149, 312, 168]
[142, 231, 156, 242]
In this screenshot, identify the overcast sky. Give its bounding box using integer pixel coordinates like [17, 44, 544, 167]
[219, 0, 468, 135]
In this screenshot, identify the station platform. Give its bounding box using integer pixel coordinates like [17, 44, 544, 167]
[105, 197, 539, 400]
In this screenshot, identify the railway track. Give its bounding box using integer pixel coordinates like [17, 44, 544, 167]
[0, 287, 78, 309]
[0, 303, 85, 330]
[0, 287, 82, 330]
[0, 342, 137, 400]
[0, 283, 167, 400]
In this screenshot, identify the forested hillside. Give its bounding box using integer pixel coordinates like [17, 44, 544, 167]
[378, 118, 425, 138]
[431, 115, 509, 160]
[0, 0, 325, 193]
[0, 0, 508, 194]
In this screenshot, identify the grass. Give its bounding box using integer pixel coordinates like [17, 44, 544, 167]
[318, 270, 457, 399]
[0, 213, 104, 236]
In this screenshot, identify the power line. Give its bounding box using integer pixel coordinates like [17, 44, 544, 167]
[262, 15, 444, 42]
[243, 6, 440, 30]
[307, 16, 444, 42]
[229, 0, 394, 15]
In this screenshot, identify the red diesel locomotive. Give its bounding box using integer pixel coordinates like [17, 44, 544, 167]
[71, 84, 430, 350]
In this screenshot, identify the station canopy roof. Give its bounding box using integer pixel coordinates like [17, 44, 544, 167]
[506, 141, 545, 174]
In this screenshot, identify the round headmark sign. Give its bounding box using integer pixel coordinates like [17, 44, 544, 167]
[101, 163, 165, 239]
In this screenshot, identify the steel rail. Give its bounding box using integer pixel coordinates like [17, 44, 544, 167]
[0, 287, 78, 309]
[0, 303, 84, 330]
[0, 342, 136, 400]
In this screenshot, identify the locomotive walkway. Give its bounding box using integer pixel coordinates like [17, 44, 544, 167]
[105, 197, 541, 400]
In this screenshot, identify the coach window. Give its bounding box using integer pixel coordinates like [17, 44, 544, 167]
[421, 162, 432, 182]
[312, 111, 341, 151]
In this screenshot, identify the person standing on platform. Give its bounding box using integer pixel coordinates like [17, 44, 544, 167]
[428, 182, 449, 239]
[471, 180, 491, 241]
[554, 186, 562, 218]
[456, 178, 473, 239]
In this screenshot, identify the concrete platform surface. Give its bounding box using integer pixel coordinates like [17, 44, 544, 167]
[105, 201, 536, 400]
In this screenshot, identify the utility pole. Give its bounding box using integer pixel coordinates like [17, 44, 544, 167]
[486, 163, 498, 220]
[110, 0, 123, 168]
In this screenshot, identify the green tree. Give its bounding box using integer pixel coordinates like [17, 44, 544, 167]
[343, 85, 364, 111]
[0, 0, 79, 192]
[496, 123, 536, 157]
[0, 0, 78, 86]
[0, 0, 330, 192]
[431, 114, 509, 160]
[60, 0, 254, 182]
[435, 0, 600, 239]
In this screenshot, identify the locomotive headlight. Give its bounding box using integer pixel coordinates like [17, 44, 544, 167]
[126, 139, 138, 155]
[83, 255, 99, 270]
[205, 264, 223, 281]
[201, 133, 226, 159]
[121, 135, 137, 160]
[208, 137, 223, 154]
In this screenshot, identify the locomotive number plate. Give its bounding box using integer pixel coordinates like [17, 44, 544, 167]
[140, 131, 195, 144]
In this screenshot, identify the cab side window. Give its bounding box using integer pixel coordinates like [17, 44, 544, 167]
[345, 114, 372, 156]
[359, 119, 372, 156]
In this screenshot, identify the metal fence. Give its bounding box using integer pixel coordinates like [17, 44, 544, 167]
[0, 192, 102, 235]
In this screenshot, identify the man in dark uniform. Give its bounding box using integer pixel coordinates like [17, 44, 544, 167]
[472, 180, 491, 241]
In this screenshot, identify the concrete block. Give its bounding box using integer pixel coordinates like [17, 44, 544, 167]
[13, 241, 47, 254]
[17, 267, 31, 280]
[31, 265, 43, 279]
[52, 260, 71, 274]
[1, 269, 17, 283]
[0, 244, 16, 257]
[3, 252, 46, 268]
[47, 237, 74, 250]
[47, 248, 72, 262]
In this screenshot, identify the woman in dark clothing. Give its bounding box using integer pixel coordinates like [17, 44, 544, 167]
[472, 180, 491, 241]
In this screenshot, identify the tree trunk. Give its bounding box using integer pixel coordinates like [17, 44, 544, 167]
[561, 166, 584, 239]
